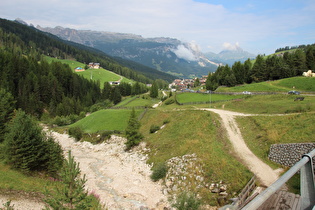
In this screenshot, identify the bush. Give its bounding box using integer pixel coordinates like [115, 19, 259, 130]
[172, 192, 201, 210]
[150, 125, 160, 133]
[52, 116, 71, 126]
[68, 126, 84, 141]
[150, 162, 168, 182]
[163, 119, 170, 124]
[100, 131, 114, 141]
[164, 98, 175, 105]
[161, 95, 168, 101]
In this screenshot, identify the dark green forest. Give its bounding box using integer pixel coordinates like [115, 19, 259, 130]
[206, 44, 315, 90]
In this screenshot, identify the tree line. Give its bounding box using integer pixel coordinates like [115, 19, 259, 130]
[206, 44, 315, 90]
[275, 44, 313, 53]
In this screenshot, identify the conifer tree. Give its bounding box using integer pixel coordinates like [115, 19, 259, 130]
[150, 81, 159, 98]
[0, 88, 15, 143]
[44, 151, 92, 209]
[4, 109, 63, 174]
[125, 108, 143, 150]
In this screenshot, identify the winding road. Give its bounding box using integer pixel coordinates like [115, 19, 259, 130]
[202, 108, 280, 187]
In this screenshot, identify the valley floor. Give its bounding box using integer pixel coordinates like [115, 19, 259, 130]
[0, 108, 288, 209]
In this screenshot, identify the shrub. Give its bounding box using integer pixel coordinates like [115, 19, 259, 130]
[150, 162, 168, 182]
[164, 98, 175, 105]
[100, 130, 114, 141]
[150, 125, 160, 133]
[52, 116, 71, 126]
[68, 126, 84, 141]
[163, 119, 170, 124]
[172, 192, 201, 210]
[161, 95, 168, 101]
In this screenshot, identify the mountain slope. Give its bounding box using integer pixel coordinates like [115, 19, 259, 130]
[6, 18, 177, 83]
[37, 26, 219, 78]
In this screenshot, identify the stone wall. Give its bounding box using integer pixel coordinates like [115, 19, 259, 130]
[268, 143, 315, 167]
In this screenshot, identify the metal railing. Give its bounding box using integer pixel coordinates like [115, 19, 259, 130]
[242, 148, 315, 210]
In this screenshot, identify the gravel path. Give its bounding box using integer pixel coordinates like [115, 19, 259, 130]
[202, 108, 280, 187]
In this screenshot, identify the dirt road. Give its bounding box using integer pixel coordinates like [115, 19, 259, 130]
[203, 108, 280, 187]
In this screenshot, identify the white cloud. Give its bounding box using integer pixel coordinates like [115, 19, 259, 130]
[171, 45, 197, 61]
[222, 42, 240, 51]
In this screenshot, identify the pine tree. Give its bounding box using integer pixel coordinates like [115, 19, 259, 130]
[125, 108, 143, 150]
[150, 81, 159, 98]
[4, 109, 63, 174]
[4, 109, 47, 172]
[110, 86, 122, 105]
[0, 88, 15, 143]
[44, 151, 92, 209]
[251, 55, 267, 82]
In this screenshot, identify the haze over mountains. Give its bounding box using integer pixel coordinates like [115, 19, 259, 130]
[36, 24, 256, 78]
[204, 43, 256, 66]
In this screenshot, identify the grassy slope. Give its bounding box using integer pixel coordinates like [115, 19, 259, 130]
[176, 92, 244, 103]
[216, 77, 315, 92]
[237, 113, 315, 166]
[69, 109, 144, 133]
[44, 56, 133, 88]
[140, 109, 252, 197]
[0, 162, 53, 193]
[212, 94, 315, 114]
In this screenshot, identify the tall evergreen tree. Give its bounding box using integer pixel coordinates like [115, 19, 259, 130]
[110, 86, 122, 105]
[251, 55, 267, 82]
[102, 82, 112, 100]
[150, 81, 159, 98]
[4, 109, 63, 174]
[0, 88, 15, 142]
[125, 108, 143, 150]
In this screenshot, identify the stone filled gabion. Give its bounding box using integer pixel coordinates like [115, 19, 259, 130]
[268, 143, 315, 167]
[162, 153, 228, 201]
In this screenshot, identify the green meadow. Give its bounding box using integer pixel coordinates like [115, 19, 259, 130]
[44, 56, 133, 88]
[216, 76, 315, 92]
[70, 109, 144, 133]
[176, 92, 244, 104]
[208, 94, 315, 114]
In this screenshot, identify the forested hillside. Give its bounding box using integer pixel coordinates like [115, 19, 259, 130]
[0, 18, 156, 121]
[0, 18, 176, 83]
[206, 44, 315, 90]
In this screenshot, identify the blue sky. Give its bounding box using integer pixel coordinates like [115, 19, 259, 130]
[1, 0, 315, 54]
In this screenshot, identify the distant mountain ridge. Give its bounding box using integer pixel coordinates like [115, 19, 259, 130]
[204, 46, 256, 65]
[37, 25, 219, 78]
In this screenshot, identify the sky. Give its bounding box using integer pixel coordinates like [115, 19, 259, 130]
[1, 0, 315, 55]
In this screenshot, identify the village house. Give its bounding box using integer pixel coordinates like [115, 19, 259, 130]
[88, 62, 100, 69]
[170, 75, 208, 91]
